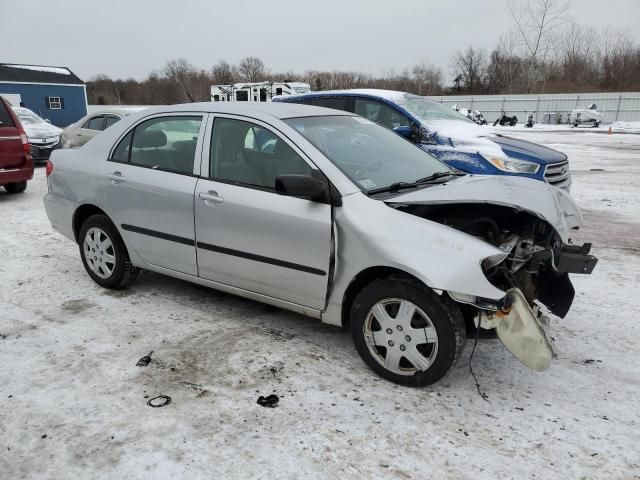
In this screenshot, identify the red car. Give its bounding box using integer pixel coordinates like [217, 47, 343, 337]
[0, 95, 33, 193]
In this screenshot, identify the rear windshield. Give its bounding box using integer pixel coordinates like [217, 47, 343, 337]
[0, 99, 15, 127]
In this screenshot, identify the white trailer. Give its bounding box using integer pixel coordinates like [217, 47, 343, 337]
[211, 81, 310, 102]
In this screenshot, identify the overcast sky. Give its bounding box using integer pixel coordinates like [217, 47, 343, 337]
[2, 0, 639, 81]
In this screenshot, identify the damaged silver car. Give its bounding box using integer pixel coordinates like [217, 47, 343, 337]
[43, 103, 597, 386]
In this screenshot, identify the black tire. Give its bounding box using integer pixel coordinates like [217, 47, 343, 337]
[4, 181, 27, 194]
[78, 214, 139, 289]
[350, 277, 466, 387]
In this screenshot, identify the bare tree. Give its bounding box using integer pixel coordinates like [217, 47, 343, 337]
[506, 0, 572, 91]
[164, 58, 197, 102]
[238, 57, 266, 82]
[211, 60, 237, 84]
[452, 47, 488, 94]
[412, 61, 442, 95]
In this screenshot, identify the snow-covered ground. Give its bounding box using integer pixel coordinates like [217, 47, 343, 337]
[1, 131, 639, 479]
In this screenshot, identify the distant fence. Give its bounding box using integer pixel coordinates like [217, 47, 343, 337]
[429, 92, 640, 124]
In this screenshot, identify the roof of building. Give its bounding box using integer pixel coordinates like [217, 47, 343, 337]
[0, 63, 85, 85]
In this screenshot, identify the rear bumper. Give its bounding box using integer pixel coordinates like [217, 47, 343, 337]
[31, 142, 61, 162]
[43, 192, 77, 242]
[0, 165, 34, 185]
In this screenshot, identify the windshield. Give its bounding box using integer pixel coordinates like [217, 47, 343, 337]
[284, 116, 451, 192]
[398, 95, 473, 124]
[15, 109, 46, 125]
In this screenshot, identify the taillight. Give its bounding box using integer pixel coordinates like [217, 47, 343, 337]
[46, 160, 54, 177]
[17, 125, 31, 157]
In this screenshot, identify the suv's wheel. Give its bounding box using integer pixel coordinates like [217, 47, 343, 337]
[4, 181, 27, 194]
[79, 214, 139, 289]
[350, 277, 466, 387]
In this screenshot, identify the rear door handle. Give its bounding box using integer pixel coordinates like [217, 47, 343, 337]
[198, 191, 224, 204]
[107, 171, 125, 183]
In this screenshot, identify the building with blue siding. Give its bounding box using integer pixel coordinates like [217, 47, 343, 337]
[0, 63, 87, 127]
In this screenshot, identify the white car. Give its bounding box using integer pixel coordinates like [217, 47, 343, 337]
[12, 107, 63, 162]
[570, 104, 602, 127]
[61, 107, 146, 148]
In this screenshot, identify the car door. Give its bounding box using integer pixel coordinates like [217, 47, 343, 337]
[101, 113, 205, 276]
[194, 115, 332, 310]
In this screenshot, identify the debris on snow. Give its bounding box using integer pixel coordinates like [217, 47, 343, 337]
[136, 351, 154, 367]
[257, 394, 279, 408]
[147, 395, 171, 408]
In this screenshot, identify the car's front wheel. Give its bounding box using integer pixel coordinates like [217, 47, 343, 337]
[350, 277, 466, 387]
[79, 214, 139, 289]
[4, 181, 27, 194]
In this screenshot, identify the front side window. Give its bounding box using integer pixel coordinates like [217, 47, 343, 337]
[111, 116, 202, 175]
[284, 116, 449, 193]
[47, 96, 62, 110]
[354, 98, 411, 130]
[210, 117, 312, 189]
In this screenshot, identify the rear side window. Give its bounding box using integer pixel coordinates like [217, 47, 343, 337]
[0, 100, 15, 127]
[307, 97, 347, 111]
[85, 116, 105, 130]
[111, 116, 202, 175]
[104, 115, 120, 129]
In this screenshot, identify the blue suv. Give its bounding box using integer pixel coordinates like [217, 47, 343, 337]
[275, 90, 571, 191]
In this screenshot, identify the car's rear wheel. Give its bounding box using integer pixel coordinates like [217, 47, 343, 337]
[79, 214, 139, 289]
[350, 277, 466, 387]
[4, 181, 27, 194]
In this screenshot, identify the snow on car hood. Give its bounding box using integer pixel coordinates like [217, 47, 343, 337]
[23, 122, 63, 141]
[426, 119, 506, 157]
[386, 175, 582, 242]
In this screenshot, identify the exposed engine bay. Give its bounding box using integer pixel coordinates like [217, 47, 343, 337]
[393, 203, 598, 318]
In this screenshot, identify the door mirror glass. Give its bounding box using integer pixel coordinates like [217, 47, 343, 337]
[393, 125, 413, 139]
[275, 174, 327, 202]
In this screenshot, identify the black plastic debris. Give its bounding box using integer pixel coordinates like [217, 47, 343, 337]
[136, 351, 154, 367]
[147, 395, 171, 408]
[257, 394, 279, 408]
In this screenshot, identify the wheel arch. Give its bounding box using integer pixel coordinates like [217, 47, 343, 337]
[340, 266, 426, 328]
[72, 204, 109, 243]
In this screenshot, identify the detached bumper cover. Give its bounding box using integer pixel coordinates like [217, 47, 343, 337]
[480, 288, 555, 371]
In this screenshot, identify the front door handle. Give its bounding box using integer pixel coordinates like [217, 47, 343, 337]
[107, 171, 125, 183]
[198, 191, 224, 204]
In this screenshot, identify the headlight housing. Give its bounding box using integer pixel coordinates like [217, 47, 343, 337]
[482, 155, 540, 174]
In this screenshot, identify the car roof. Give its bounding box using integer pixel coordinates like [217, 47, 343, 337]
[132, 101, 353, 120]
[87, 107, 147, 116]
[281, 88, 411, 103]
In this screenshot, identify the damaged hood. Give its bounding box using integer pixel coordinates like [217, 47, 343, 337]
[385, 175, 582, 242]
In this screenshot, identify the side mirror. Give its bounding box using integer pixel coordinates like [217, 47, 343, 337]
[275, 174, 328, 202]
[393, 125, 413, 139]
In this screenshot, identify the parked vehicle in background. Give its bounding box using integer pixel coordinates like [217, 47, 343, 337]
[570, 104, 602, 127]
[493, 110, 518, 127]
[211, 81, 311, 102]
[0, 96, 33, 193]
[526, 112, 536, 128]
[61, 107, 145, 148]
[452, 104, 487, 125]
[44, 102, 597, 386]
[12, 106, 63, 162]
[275, 90, 572, 191]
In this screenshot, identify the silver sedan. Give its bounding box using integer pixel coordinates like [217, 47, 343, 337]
[43, 103, 597, 386]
